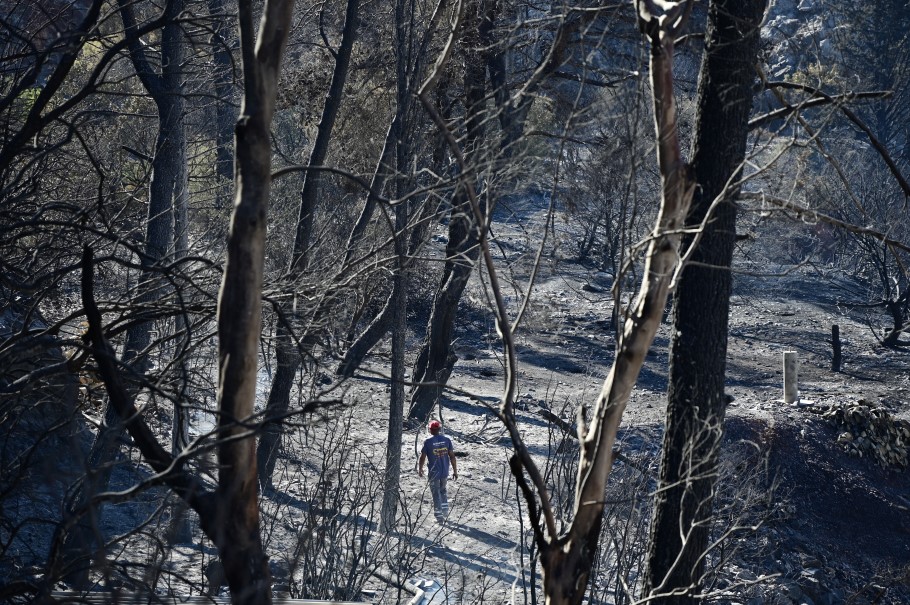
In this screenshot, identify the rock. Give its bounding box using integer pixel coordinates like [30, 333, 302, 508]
[783, 581, 806, 602]
[819, 400, 909, 468]
[798, 574, 823, 602]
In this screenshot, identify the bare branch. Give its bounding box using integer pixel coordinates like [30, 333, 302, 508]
[760, 80, 909, 200]
[740, 192, 910, 255]
[748, 90, 889, 130]
[416, 0, 559, 540]
[80, 246, 216, 517]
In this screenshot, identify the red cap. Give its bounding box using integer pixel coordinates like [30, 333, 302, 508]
[428, 420, 441, 431]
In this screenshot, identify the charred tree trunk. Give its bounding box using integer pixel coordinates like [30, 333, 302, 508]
[379, 0, 414, 532]
[208, 0, 237, 212]
[337, 299, 395, 378]
[643, 1, 767, 603]
[117, 0, 184, 370]
[256, 331, 298, 490]
[482, 0, 527, 153]
[882, 292, 909, 347]
[169, 76, 192, 543]
[831, 324, 842, 371]
[256, 0, 359, 489]
[335, 200, 439, 377]
[408, 0, 489, 421]
[334, 0, 454, 380]
[407, 0, 584, 419]
[407, 218, 476, 421]
[481, 4, 696, 604]
[59, 0, 186, 585]
[382, 181, 409, 532]
[214, 0, 295, 601]
[336, 80, 448, 379]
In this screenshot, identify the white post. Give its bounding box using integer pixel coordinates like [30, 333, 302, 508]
[783, 351, 798, 403]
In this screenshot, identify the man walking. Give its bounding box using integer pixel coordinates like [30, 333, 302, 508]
[418, 420, 457, 522]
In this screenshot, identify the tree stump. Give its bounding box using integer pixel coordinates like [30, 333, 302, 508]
[831, 324, 842, 372]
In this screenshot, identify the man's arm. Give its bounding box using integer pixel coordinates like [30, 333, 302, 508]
[418, 451, 427, 476]
[449, 449, 457, 480]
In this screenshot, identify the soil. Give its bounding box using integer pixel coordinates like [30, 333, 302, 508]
[334, 199, 910, 604]
[5, 200, 909, 605]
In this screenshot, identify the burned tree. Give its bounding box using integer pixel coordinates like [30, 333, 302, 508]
[644, 0, 768, 602]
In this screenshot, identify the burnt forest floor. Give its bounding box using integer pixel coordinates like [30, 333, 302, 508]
[321, 198, 910, 604]
[57, 197, 910, 605]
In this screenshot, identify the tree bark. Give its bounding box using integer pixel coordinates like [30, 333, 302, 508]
[382, 191, 408, 532]
[169, 55, 193, 543]
[831, 324, 842, 371]
[501, 4, 696, 603]
[380, 0, 414, 529]
[256, 0, 359, 489]
[208, 0, 237, 212]
[59, 0, 186, 584]
[215, 0, 295, 602]
[408, 0, 489, 421]
[643, 1, 767, 603]
[114, 0, 184, 369]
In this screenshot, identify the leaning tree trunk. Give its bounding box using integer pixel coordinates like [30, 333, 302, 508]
[323, 107, 405, 380]
[332, 110, 408, 381]
[407, 0, 578, 419]
[335, 73, 446, 380]
[255, 0, 359, 489]
[408, 0, 488, 421]
[214, 0, 295, 602]
[483, 4, 695, 604]
[643, 1, 767, 603]
[406, 208, 479, 420]
[333, 0, 454, 380]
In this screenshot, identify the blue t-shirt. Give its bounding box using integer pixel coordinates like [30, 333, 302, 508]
[421, 434, 454, 479]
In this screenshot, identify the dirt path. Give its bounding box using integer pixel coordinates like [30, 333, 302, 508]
[361, 211, 910, 603]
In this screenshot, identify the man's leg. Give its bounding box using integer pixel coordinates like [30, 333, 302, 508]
[438, 477, 449, 518]
[429, 479, 443, 520]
